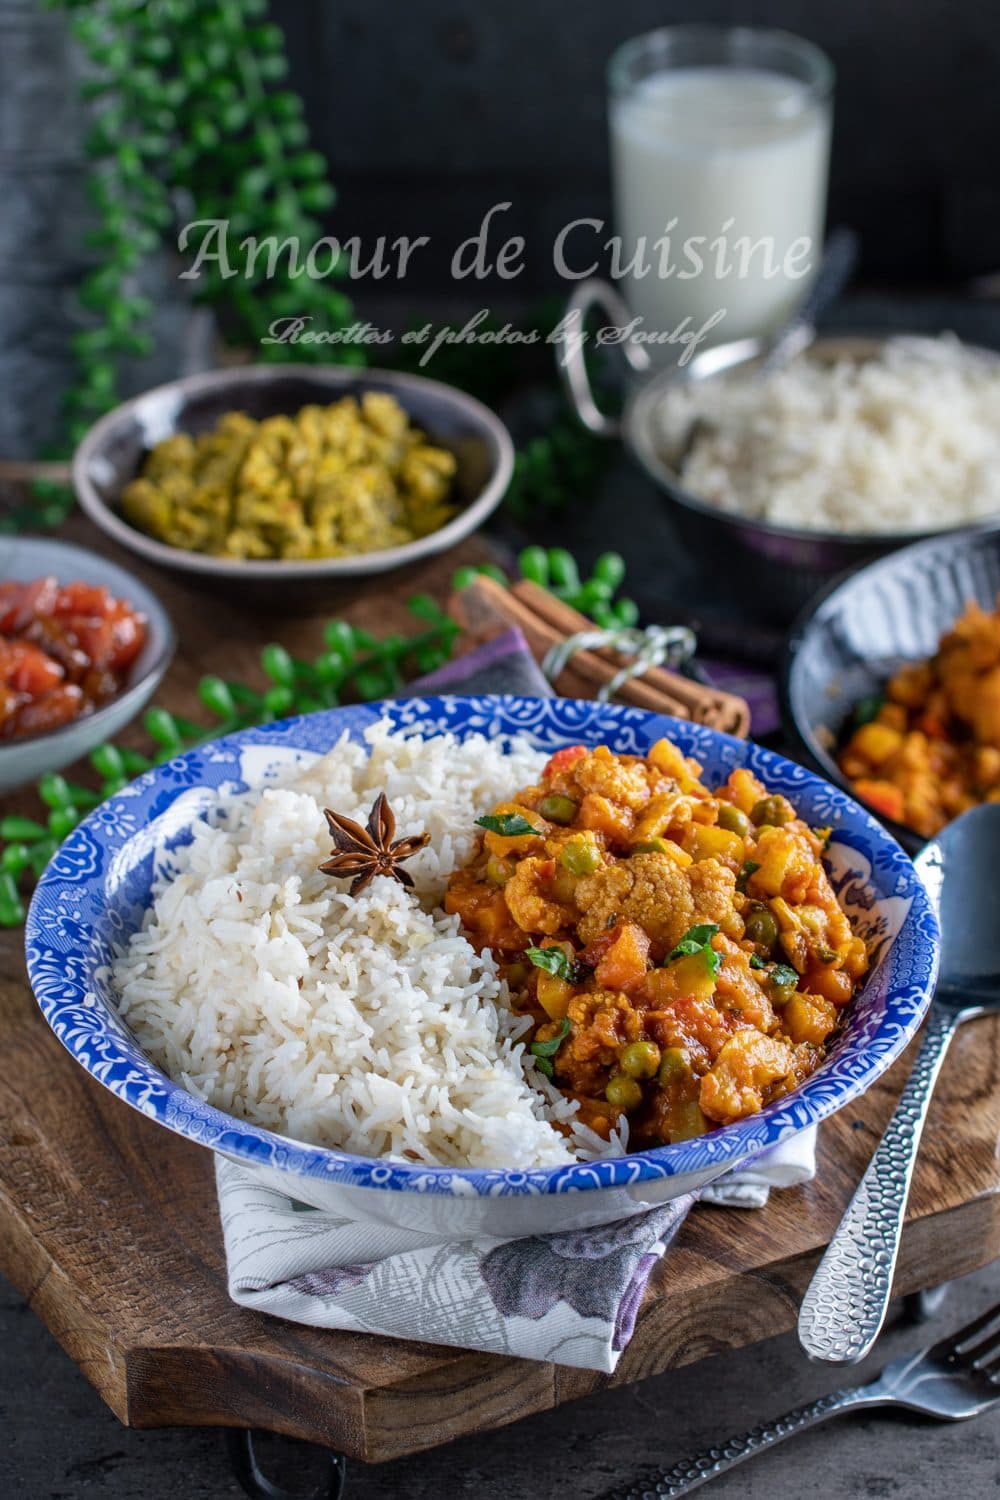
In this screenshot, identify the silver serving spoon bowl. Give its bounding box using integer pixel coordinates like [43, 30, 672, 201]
[799, 802, 1000, 1363]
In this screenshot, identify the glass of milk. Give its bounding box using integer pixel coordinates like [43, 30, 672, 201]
[608, 26, 833, 350]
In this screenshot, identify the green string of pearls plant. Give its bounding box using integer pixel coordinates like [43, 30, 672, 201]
[0, 548, 630, 926]
[19, 0, 357, 532]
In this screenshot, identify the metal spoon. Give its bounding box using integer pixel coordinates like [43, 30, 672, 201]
[798, 802, 1000, 1364]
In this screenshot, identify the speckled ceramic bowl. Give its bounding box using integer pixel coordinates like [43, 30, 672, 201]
[72, 364, 514, 605]
[25, 696, 938, 1238]
[0, 535, 175, 794]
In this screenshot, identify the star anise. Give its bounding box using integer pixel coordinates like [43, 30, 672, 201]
[319, 792, 430, 896]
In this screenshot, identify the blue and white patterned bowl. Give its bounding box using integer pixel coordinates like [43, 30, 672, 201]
[25, 696, 939, 1238]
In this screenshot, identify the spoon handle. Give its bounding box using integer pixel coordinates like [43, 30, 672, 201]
[798, 1005, 960, 1364]
[756, 227, 859, 376]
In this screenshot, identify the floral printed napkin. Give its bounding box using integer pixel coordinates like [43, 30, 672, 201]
[214, 630, 816, 1371]
[217, 1131, 815, 1372]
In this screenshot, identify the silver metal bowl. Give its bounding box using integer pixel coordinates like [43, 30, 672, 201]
[561, 279, 1000, 623]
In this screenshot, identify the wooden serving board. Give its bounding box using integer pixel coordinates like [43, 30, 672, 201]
[2, 522, 999, 1465]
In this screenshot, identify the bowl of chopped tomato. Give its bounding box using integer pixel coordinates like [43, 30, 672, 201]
[0, 536, 175, 792]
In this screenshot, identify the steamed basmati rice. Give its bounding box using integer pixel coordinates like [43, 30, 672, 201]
[657, 335, 1000, 533]
[112, 723, 622, 1169]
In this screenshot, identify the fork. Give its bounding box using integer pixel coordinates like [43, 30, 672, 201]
[599, 1303, 1000, 1499]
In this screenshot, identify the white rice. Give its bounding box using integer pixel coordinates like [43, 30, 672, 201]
[656, 335, 1000, 534]
[112, 722, 624, 1169]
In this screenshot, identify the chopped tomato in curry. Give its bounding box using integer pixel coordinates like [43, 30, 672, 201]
[445, 738, 869, 1148]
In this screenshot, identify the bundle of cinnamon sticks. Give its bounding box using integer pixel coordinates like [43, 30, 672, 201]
[449, 574, 750, 738]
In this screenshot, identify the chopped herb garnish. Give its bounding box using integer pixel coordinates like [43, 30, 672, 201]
[770, 964, 799, 988]
[525, 946, 589, 984]
[476, 812, 540, 837]
[666, 922, 721, 975]
[815, 945, 838, 964]
[736, 859, 760, 893]
[749, 953, 766, 970]
[852, 695, 885, 729]
[529, 1017, 571, 1076]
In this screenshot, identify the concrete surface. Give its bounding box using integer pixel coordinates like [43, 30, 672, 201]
[2, 1264, 999, 1498]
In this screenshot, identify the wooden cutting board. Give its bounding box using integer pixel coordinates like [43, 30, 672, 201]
[2, 522, 999, 1465]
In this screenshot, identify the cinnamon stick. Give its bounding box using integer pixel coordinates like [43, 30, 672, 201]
[449, 575, 750, 737]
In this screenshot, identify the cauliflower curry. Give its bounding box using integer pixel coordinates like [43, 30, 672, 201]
[840, 600, 1000, 838]
[445, 738, 868, 1148]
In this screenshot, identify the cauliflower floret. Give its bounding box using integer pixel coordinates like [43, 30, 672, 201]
[575, 852, 740, 950]
[573, 747, 652, 810]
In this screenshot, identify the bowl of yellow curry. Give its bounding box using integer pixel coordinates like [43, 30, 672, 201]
[72, 365, 514, 599]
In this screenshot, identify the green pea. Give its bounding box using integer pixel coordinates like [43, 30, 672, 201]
[261, 643, 295, 686]
[605, 1075, 644, 1112]
[717, 804, 751, 837]
[1, 843, 29, 875]
[48, 807, 80, 840]
[518, 545, 549, 586]
[558, 838, 601, 876]
[28, 838, 57, 878]
[750, 795, 792, 828]
[0, 872, 24, 928]
[263, 685, 294, 717]
[620, 1040, 662, 1081]
[144, 707, 181, 749]
[576, 579, 614, 616]
[0, 816, 47, 841]
[538, 794, 578, 825]
[593, 552, 626, 589]
[631, 837, 670, 855]
[323, 620, 356, 654]
[314, 651, 346, 683]
[744, 905, 780, 955]
[199, 675, 236, 717]
[120, 748, 152, 775]
[548, 548, 580, 593]
[486, 854, 515, 886]
[657, 1047, 691, 1087]
[771, 980, 798, 1007]
[39, 774, 73, 809]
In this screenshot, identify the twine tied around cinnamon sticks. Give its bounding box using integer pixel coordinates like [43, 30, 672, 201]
[542, 623, 697, 702]
[449, 573, 751, 738]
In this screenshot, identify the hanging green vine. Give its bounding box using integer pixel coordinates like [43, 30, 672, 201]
[18, 0, 357, 531]
[14, 1, 608, 535]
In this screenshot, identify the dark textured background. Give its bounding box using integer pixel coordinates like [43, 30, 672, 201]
[279, 0, 1000, 289]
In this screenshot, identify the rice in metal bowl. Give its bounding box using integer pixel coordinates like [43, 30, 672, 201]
[111, 723, 620, 1170]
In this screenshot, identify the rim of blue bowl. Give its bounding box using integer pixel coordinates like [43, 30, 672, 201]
[24, 695, 940, 1197]
[72, 363, 515, 581]
[0, 534, 176, 754]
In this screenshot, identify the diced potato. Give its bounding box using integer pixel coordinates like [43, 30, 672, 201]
[850, 722, 904, 766]
[537, 972, 574, 1020]
[644, 949, 718, 1004]
[725, 767, 769, 815]
[577, 792, 633, 845]
[681, 822, 744, 869]
[632, 792, 686, 842]
[783, 993, 838, 1045]
[594, 922, 651, 992]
